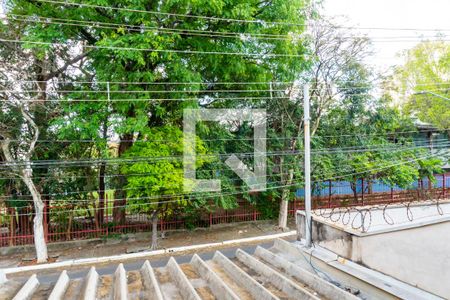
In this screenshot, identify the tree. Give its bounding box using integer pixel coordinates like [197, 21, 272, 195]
[313, 57, 445, 204]
[393, 41, 450, 130]
[121, 126, 210, 249]
[5, 0, 311, 231]
[270, 16, 374, 229]
[0, 13, 90, 262]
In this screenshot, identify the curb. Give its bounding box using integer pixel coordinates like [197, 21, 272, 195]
[1, 231, 296, 277]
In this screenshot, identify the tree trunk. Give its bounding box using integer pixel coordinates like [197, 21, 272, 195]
[113, 132, 134, 224]
[22, 167, 48, 263]
[151, 211, 158, 250]
[97, 162, 106, 225]
[97, 122, 107, 225]
[278, 169, 294, 230]
[351, 180, 358, 202]
[9, 208, 15, 246]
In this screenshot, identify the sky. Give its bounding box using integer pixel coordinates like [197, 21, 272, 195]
[322, 0, 450, 72]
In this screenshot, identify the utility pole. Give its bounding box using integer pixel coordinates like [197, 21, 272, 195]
[303, 84, 312, 247]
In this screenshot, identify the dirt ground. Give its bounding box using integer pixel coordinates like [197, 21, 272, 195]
[1, 219, 296, 268]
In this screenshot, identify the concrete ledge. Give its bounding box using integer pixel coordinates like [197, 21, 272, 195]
[113, 263, 128, 300]
[12, 273, 39, 300]
[81, 267, 99, 300]
[190, 254, 240, 300]
[0, 269, 6, 284]
[278, 239, 442, 300]
[212, 251, 278, 300]
[140, 260, 164, 300]
[296, 199, 450, 237]
[48, 270, 69, 300]
[254, 246, 358, 300]
[235, 248, 320, 300]
[2, 231, 295, 276]
[166, 257, 201, 300]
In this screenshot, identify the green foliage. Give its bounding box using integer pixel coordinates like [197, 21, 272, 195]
[121, 126, 209, 214]
[395, 41, 450, 130]
[1, 0, 447, 238]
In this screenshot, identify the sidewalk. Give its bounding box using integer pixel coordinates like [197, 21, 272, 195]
[1, 219, 295, 268]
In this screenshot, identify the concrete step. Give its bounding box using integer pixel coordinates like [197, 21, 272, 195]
[234, 248, 322, 300]
[96, 274, 114, 300]
[154, 266, 183, 299]
[213, 251, 280, 300]
[48, 270, 70, 300]
[205, 259, 254, 300]
[140, 260, 164, 299]
[62, 277, 83, 300]
[12, 274, 39, 300]
[190, 254, 240, 300]
[253, 246, 358, 300]
[30, 283, 53, 300]
[126, 270, 145, 299]
[4, 240, 380, 300]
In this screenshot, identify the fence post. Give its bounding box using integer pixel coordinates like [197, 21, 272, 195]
[253, 207, 257, 221]
[43, 203, 48, 243]
[417, 179, 421, 199]
[443, 173, 446, 198]
[328, 180, 332, 208]
[391, 186, 394, 202]
[361, 178, 365, 206]
[104, 193, 108, 224]
[9, 207, 15, 246]
[209, 212, 212, 227]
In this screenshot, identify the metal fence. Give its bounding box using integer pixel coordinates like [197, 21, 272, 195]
[0, 173, 448, 247]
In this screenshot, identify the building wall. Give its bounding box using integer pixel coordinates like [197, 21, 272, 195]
[356, 222, 450, 299]
[297, 212, 450, 298]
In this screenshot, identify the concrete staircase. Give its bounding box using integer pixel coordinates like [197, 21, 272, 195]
[2, 241, 361, 300]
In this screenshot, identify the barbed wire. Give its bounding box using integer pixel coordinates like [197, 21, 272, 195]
[312, 192, 448, 233]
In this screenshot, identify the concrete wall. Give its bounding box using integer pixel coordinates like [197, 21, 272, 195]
[297, 212, 450, 299]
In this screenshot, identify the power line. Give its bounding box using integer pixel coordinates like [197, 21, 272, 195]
[1, 87, 448, 94]
[1, 78, 447, 85]
[2, 139, 446, 180]
[6, 14, 296, 41]
[0, 96, 293, 103]
[3, 140, 448, 167]
[0, 38, 307, 58]
[2, 92, 448, 103]
[1, 141, 448, 170]
[6, 14, 449, 43]
[4, 150, 446, 213]
[8, 134, 443, 144]
[1, 79, 448, 86]
[30, 0, 450, 32]
[0, 88, 291, 94]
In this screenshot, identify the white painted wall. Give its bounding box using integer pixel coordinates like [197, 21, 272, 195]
[299, 203, 450, 299]
[353, 222, 450, 299]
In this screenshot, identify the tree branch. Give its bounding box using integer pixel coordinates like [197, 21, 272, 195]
[43, 50, 92, 81]
[19, 106, 39, 160]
